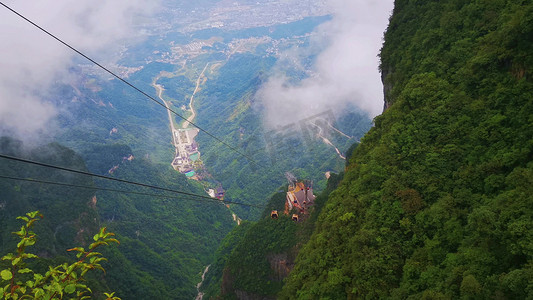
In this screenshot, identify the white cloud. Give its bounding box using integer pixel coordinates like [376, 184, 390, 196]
[0, 0, 158, 142]
[256, 0, 394, 129]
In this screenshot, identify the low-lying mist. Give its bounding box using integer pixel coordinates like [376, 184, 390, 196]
[256, 0, 393, 130]
[0, 0, 158, 144]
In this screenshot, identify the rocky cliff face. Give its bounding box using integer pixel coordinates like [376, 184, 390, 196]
[221, 268, 274, 300]
[219, 250, 295, 300]
[205, 176, 345, 299]
[267, 253, 294, 281]
[233, 290, 275, 300]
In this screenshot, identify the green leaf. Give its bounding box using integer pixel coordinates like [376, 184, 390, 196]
[80, 269, 88, 277]
[65, 284, 76, 294]
[89, 241, 108, 250]
[35, 288, 45, 298]
[94, 265, 105, 273]
[23, 253, 38, 259]
[105, 238, 120, 245]
[12, 257, 21, 266]
[85, 252, 102, 258]
[67, 264, 76, 274]
[76, 284, 88, 292]
[27, 211, 40, 218]
[23, 239, 36, 247]
[67, 247, 84, 253]
[1, 270, 12, 281]
[51, 281, 62, 293]
[2, 253, 14, 260]
[18, 268, 32, 274]
[33, 273, 43, 282]
[90, 257, 107, 264]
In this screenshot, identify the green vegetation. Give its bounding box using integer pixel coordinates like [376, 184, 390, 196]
[200, 222, 252, 299]
[204, 192, 300, 299]
[0, 138, 100, 257]
[1, 15, 371, 299]
[281, 1, 533, 298]
[1, 211, 119, 300]
[2, 1, 530, 298]
[202, 172, 346, 299]
[158, 75, 194, 108]
[79, 144, 236, 299]
[195, 53, 370, 219]
[0, 138, 235, 299]
[225, 215, 297, 296]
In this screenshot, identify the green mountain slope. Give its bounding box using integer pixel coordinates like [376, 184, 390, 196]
[1, 12, 371, 300]
[0, 137, 99, 257]
[0, 138, 235, 299]
[280, 1, 533, 299]
[82, 144, 236, 299]
[28, 16, 367, 298]
[201, 172, 345, 299]
[195, 53, 370, 219]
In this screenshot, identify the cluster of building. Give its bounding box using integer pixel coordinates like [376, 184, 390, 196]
[170, 38, 221, 58]
[286, 180, 315, 214]
[271, 173, 316, 221]
[208, 186, 226, 201]
[171, 128, 201, 178]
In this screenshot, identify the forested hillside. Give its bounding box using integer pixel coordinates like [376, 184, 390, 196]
[1, 12, 368, 298]
[201, 171, 345, 299]
[280, 1, 533, 299]
[0, 138, 235, 299]
[195, 53, 369, 219]
[0, 137, 99, 257]
[2, 0, 531, 298]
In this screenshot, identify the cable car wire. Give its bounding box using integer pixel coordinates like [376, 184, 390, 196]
[0, 174, 265, 208]
[0, 1, 264, 170]
[0, 154, 261, 208]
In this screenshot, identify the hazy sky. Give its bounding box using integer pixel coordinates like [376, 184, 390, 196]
[0, 0, 157, 143]
[256, 0, 394, 129]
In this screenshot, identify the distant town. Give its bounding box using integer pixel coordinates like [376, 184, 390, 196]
[159, 0, 331, 33]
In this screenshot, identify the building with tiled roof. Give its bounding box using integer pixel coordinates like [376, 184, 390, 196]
[286, 181, 315, 212]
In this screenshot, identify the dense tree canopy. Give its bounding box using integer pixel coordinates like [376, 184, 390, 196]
[281, 0, 533, 298]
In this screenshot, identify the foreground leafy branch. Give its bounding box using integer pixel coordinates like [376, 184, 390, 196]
[0, 211, 120, 300]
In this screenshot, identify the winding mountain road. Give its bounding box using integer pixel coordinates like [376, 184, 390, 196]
[153, 81, 179, 146]
[310, 122, 346, 160]
[182, 63, 209, 129]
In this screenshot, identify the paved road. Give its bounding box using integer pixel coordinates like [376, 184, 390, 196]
[182, 62, 209, 129]
[153, 82, 178, 146]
